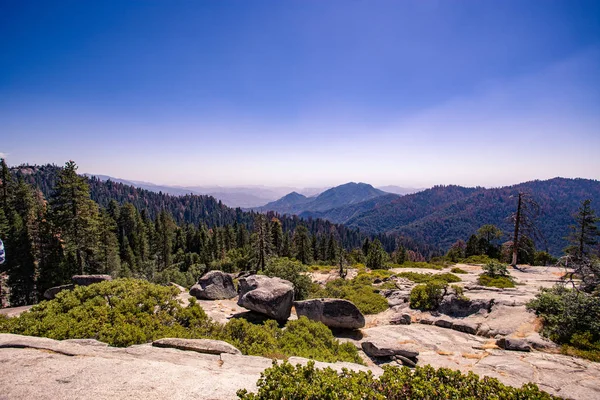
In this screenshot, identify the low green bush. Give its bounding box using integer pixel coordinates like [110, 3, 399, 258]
[263, 257, 312, 300]
[396, 271, 461, 284]
[482, 261, 510, 278]
[310, 273, 389, 315]
[450, 267, 468, 274]
[0, 279, 361, 364]
[237, 361, 560, 399]
[390, 261, 444, 270]
[409, 282, 446, 311]
[527, 285, 600, 361]
[461, 255, 496, 265]
[477, 274, 515, 288]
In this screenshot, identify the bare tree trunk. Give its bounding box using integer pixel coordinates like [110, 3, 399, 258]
[511, 193, 522, 267]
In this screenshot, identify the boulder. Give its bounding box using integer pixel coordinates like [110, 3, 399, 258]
[294, 298, 365, 329]
[43, 284, 74, 300]
[189, 270, 237, 300]
[72, 275, 112, 286]
[433, 318, 453, 329]
[438, 294, 493, 317]
[381, 289, 410, 307]
[390, 313, 411, 325]
[361, 340, 419, 359]
[496, 337, 532, 352]
[451, 320, 480, 335]
[522, 333, 558, 351]
[237, 275, 294, 321]
[152, 338, 241, 355]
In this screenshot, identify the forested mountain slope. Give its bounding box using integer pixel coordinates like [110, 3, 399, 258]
[347, 178, 600, 255]
[10, 164, 364, 248]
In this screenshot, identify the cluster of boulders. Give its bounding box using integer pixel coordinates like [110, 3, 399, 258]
[188, 270, 366, 329]
[44, 274, 112, 300]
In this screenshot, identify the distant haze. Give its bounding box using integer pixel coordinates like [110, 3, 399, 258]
[1, 1, 599, 186]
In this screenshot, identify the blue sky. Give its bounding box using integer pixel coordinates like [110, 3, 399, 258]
[1, 1, 599, 187]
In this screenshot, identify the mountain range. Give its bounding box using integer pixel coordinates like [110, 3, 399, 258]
[257, 178, 600, 255]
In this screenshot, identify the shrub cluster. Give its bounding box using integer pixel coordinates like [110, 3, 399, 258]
[391, 261, 444, 270]
[237, 361, 561, 399]
[310, 273, 389, 315]
[409, 282, 447, 311]
[450, 267, 468, 274]
[477, 261, 515, 288]
[527, 285, 600, 361]
[0, 279, 361, 364]
[396, 272, 461, 284]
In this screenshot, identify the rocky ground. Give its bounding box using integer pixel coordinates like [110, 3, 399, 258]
[1, 263, 599, 399]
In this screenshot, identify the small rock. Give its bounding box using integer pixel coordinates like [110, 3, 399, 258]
[438, 295, 493, 318]
[361, 340, 419, 359]
[496, 337, 532, 352]
[451, 320, 480, 335]
[419, 317, 436, 325]
[152, 338, 241, 355]
[294, 298, 365, 329]
[43, 284, 74, 300]
[434, 318, 453, 329]
[390, 313, 411, 325]
[72, 275, 112, 286]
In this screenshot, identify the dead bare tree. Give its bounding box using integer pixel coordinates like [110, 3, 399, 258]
[510, 192, 543, 267]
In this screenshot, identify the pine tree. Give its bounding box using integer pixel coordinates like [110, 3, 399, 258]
[96, 209, 120, 275]
[252, 214, 272, 271]
[293, 225, 311, 265]
[327, 233, 338, 263]
[281, 231, 291, 258]
[270, 218, 283, 256]
[566, 199, 599, 260]
[395, 244, 407, 264]
[155, 210, 175, 272]
[50, 161, 100, 275]
[366, 239, 386, 270]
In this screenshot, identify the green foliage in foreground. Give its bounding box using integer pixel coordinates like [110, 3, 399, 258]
[527, 285, 600, 362]
[310, 273, 389, 315]
[409, 282, 446, 311]
[0, 279, 361, 364]
[396, 271, 461, 284]
[237, 361, 561, 400]
[450, 267, 468, 274]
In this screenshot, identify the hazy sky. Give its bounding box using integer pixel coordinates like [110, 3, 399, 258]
[1, 1, 599, 187]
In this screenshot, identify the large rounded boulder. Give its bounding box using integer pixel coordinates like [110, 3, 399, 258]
[237, 275, 294, 321]
[294, 298, 365, 330]
[189, 270, 237, 300]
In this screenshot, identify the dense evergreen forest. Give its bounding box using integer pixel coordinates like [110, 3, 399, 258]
[345, 179, 600, 255]
[0, 161, 407, 307]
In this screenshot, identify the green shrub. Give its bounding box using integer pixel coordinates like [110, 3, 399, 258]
[310, 273, 389, 315]
[237, 361, 560, 399]
[482, 261, 510, 278]
[461, 254, 495, 265]
[263, 257, 312, 300]
[409, 282, 446, 311]
[527, 285, 600, 361]
[396, 272, 461, 284]
[0, 279, 361, 364]
[450, 267, 468, 274]
[477, 274, 515, 288]
[0, 279, 219, 347]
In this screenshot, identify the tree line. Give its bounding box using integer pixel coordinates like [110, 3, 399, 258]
[0, 161, 406, 307]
